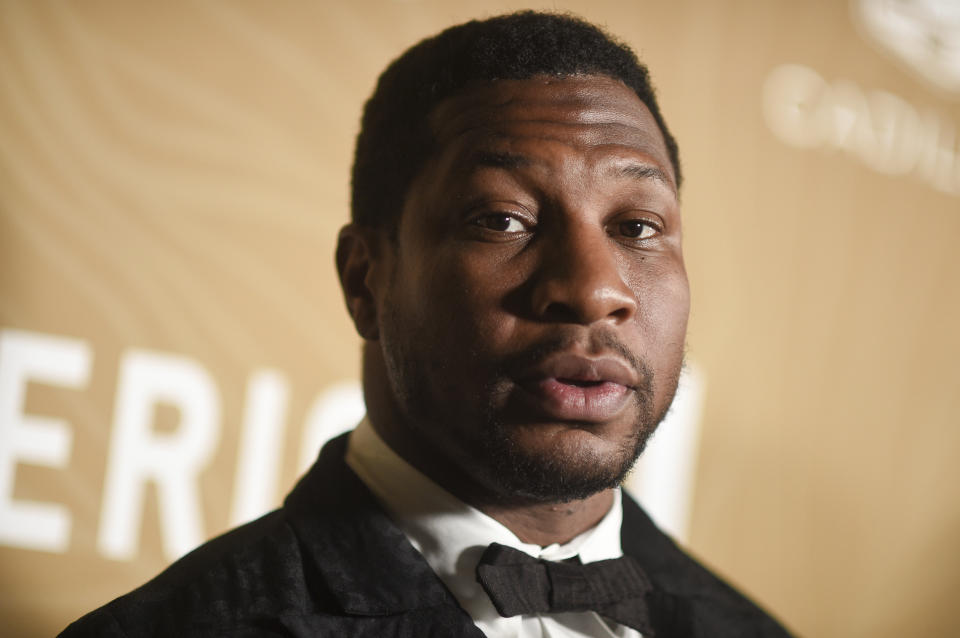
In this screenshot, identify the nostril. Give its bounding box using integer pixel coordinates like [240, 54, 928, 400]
[535, 292, 636, 325]
[609, 305, 635, 322]
[540, 302, 583, 324]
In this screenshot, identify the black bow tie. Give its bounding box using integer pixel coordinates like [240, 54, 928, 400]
[475, 542, 656, 635]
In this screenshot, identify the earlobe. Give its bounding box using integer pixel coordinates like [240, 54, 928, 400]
[335, 224, 382, 341]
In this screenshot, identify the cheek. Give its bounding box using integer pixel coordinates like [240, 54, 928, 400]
[443, 247, 522, 313]
[396, 251, 518, 359]
[653, 274, 690, 335]
[632, 266, 690, 357]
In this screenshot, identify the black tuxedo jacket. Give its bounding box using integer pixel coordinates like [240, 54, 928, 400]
[60, 433, 793, 637]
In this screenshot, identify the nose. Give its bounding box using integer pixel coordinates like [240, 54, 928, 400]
[530, 224, 638, 325]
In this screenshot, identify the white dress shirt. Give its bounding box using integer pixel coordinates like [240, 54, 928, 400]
[345, 417, 644, 638]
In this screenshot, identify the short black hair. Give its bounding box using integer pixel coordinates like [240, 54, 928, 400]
[351, 11, 681, 229]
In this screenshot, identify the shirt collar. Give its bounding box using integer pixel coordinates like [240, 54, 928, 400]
[345, 417, 626, 624]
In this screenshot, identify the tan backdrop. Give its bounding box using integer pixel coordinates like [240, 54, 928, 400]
[2, 1, 959, 636]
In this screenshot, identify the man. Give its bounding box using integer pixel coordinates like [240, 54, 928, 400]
[61, 11, 792, 637]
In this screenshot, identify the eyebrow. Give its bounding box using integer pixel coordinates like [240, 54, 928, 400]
[470, 150, 533, 169]
[469, 150, 676, 193]
[611, 163, 675, 192]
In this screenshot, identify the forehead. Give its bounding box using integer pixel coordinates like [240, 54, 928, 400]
[425, 75, 675, 190]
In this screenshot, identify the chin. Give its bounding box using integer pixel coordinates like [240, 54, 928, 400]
[474, 418, 653, 504]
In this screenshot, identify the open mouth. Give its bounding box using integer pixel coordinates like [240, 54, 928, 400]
[558, 378, 606, 388]
[517, 377, 631, 422]
[511, 351, 638, 422]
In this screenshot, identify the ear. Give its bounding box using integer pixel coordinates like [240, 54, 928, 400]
[335, 224, 385, 341]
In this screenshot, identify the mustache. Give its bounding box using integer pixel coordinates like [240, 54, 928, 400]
[493, 328, 654, 395]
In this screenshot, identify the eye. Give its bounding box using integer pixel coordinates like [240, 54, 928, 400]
[616, 219, 660, 240]
[471, 213, 529, 234]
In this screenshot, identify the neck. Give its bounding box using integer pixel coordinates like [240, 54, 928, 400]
[479, 489, 615, 546]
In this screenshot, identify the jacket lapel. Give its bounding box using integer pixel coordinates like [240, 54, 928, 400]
[283, 433, 486, 636]
[620, 493, 792, 638]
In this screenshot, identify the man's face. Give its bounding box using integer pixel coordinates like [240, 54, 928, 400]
[369, 74, 689, 504]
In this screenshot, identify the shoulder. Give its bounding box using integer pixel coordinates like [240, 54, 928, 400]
[58, 510, 334, 637]
[58, 435, 365, 638]
[58, 433, 441, 638]
[620, 493, 794, 637]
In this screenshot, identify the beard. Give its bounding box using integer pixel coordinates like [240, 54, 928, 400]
[380, 303, 682, 506]
[473, 333, 672, 504]
[477, 394, 654, 504]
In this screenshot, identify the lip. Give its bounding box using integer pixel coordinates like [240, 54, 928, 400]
[514, 353, 637, 423]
